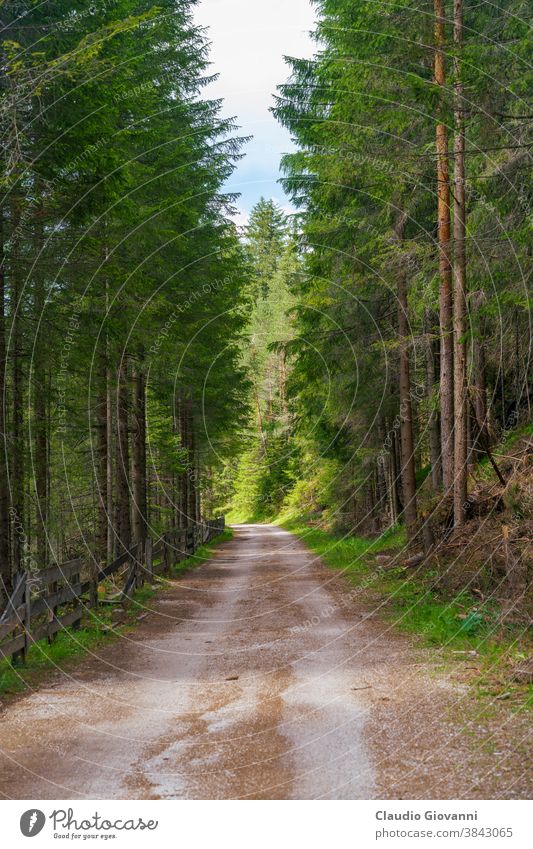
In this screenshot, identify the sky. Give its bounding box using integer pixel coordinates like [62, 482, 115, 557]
[194, 0, 316, 225]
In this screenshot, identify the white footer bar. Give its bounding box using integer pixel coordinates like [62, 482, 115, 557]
[2, 799, 531, 849]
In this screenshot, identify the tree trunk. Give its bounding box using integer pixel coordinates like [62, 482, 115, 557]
[395, 213, 418, 539]
[104, 261, 113, 563]
[376, 441, 388, 525]
[179, 395, 190, 528]
[452, 0, 468, 526]
[391, 427, 403, 517]
[106, 364, 114, 562]
[132, 354, 147, 545]
[172, 395, 180, 529]
[116, 357, 131, 553]
[195, 453, 201, 524]
[96, 355, 108, 564]
[434, 0, 454, 492]
[34, 249, 48, 569]
[471, 290, 488, 448]
[0, 213, 11, 597]
[11, 204, 24, 573]
[187, 404, 197, 526]
[474, 338, 487, 433]
[425, 316, 442, 489]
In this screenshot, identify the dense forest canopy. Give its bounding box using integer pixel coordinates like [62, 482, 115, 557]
[0, 0, 250, 597]
[255, 0, 531, 538]
[0, 0, 531, 603]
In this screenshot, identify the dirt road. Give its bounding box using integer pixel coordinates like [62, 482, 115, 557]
[0, 525, 529, 799]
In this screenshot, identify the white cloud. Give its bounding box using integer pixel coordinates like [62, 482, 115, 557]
[194, 0, 315, 215]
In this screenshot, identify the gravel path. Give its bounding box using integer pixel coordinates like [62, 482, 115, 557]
[0, 525, 529, 799]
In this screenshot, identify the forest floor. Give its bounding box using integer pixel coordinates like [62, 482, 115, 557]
[0, 524, 530, 799]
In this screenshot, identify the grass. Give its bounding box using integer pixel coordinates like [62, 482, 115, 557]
[278, 514, 532, 706]
[0, 529, 232, 699]
[170, 528, 233, 576]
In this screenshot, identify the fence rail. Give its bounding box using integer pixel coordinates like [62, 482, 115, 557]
[0, 517, 225, 665]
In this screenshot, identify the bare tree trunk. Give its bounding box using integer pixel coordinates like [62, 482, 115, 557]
[388, 462, 396, 525]
[11, 205, 24, 573]
[452, 0, 468, 526]
[179, 394, 190, 528]
[172, 395, 180, 529]
[116, 357, 131, 552]
[195, 454, 201, 524]
[34, 250, 48, 569]
[391, 427, 403, 517]
[187, 404, 197, 526]
[376, 443, 388, 526]
[378, 422, 393, 526]
[279, 351, 289, 420]
[474, 338, 487, 431]
[471, 291, 488, 446]
[106, 366, 114, 561]
[425, 316, 442, 489]
[171, 471, 177, 529]
[434, 0, 454, 492]
[96, 355, 108, 564]
[0, 213, 11, 597]
[103, 260, 113, 563]
[34, 375, 48, 566]
[466, 401, 474, 467]
[132, 353, 147, 545]
[395, 214, 418, 539]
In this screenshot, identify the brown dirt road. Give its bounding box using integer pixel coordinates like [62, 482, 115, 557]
[0, 525, 530, 799]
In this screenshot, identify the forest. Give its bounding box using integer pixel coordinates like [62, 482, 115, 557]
[0, 0, 251, 602]
[227, 0, 532, 558]
[0, 0, 531, 808]
[0, 0, 531, 603]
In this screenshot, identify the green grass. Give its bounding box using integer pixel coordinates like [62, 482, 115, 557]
[0, 529, 232, 699]
[278, 515, 532, 704]
[0, 604, 121, 697]
[278, 514, 404, 568]
[170, 528, 233, 576]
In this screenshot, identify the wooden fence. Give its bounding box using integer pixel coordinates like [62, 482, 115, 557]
[0, 517, 225, 665]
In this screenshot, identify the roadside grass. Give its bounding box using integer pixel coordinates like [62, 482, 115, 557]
[169, 529, 233, 578]
[279, 515, 532, 707]
[0, 602, 120, 697]
[0, 529, 232, 699]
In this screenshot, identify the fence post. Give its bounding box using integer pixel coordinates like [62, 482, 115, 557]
[72, 570, 81, 630]
[90, 561, 99, 609]
[23, 577, 31, 663]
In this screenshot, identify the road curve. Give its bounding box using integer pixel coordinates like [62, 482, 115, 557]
[0, 524, 393, 800]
